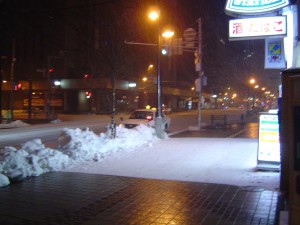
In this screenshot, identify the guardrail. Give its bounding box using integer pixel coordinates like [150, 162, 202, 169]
[211, 114, 245, 128]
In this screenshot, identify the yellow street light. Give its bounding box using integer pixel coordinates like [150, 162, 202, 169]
[142, 77, 148, 82]
[249, 78, 255, 85]
[149, 11, 159, 21]
[162, 30, 174, 38]
[254, 85, 259, 89]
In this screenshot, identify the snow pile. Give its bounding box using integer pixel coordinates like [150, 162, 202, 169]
[0, 120, 29, 129]
[0, 124, 162, 187]
[58, 125, 160, 161]
[0, 140, 71, 184]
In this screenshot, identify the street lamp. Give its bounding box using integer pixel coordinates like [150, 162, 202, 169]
[148, 9, 174, 138]
[247, 78, 256, 113]
[249, 78, 255, 85]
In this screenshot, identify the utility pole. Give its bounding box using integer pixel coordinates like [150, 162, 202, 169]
[197, 18, 202, 129]
[10, 39, 16, 122]
[0, 55, 2, 122]
[110, 69, 116, 139]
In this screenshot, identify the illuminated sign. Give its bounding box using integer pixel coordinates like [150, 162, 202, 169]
[225, 0, 290, 16]
[265, 38, 286, 68]
[229, 16, 287, 40]
[258, 113, 280, 163]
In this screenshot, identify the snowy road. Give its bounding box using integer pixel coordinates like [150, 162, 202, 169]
[0, 109, 247, 148]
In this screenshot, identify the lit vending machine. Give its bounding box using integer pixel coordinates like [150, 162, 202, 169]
[281, 69, 300, 225]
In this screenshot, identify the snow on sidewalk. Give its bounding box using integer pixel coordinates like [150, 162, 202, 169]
[64, 137, 280, 191]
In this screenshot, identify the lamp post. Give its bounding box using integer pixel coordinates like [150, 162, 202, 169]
[148, 9, 174, 138]
[247, 78, 255, 113]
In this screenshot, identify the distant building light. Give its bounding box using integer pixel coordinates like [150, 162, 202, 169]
[128, 82, 136, 88]
[54, 80, 61, 86]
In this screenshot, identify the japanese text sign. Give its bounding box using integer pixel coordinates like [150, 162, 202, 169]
[229, 16, 287, 40]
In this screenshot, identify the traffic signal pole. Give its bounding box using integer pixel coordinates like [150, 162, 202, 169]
[10, 39, 16, 122]
[197, 18, 202, 129]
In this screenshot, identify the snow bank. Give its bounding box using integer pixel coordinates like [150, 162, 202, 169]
[0, 120, 29, 129]
[0, 125, 161, 187]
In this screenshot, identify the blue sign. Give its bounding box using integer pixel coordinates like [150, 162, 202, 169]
[225, 0, 290, 16]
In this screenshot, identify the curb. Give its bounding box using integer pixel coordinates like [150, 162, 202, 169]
[227, 128, 246, 138]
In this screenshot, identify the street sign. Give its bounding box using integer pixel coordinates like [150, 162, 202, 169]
[172, 38, 183, 55]
[183, 28, 196, 41]
[183, 28, 196, 49]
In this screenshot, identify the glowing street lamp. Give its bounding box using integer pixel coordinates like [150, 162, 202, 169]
[148, 64, 154, 69]
[148, 9, 174, 138]
[162, 30, 174, 38]
[148, 10, 159, 21]
[249, 78, 256, 85]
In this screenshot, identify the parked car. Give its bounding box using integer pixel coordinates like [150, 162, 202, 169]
[120, 109, 171, 130]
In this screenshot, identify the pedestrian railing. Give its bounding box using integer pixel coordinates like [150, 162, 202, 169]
[211, 114, 244, 128]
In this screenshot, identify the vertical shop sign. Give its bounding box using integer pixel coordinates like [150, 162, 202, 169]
[258, 113, 280, 165]
[265, 38, 286, 69]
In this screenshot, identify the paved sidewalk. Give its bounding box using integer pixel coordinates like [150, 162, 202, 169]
[1, 114, 285, 224]
[0, 172, 283, 225]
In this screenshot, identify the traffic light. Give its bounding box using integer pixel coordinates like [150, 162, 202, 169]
[14, 81, 22, 90]
[83, 73, 93, 79]
[161, 48, 168, 55]
[85, 91, 92, 98]
[48, 68, 54, 73]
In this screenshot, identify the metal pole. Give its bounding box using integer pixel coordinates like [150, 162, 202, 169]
[10, 39, 16, 122]
[0, 57, 3, 122]
[46, 56, 51, 120]
[155, 25, 165, 138]
[157, 35, 162, 119]
[111, 72, 116, 139]
[0, 56, 2, 122]
[197, 18, 202, 130]
[28, 79, 32, 121]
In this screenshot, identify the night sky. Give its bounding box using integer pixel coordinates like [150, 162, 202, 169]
[0, 0, 282, 97]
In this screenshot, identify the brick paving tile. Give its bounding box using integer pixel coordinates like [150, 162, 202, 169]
[0, 172, 283, 225]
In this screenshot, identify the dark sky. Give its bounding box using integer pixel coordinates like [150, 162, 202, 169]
[0, 0, 282, 97]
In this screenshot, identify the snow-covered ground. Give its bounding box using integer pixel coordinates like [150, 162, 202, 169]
[0, 123, 279, 190]
[0, 125, 160, 187]
[0, 120, 30, 129]
[64, 137, 279, 190]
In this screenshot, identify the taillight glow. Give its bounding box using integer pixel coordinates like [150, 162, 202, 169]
[146, 115, 152, 120]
